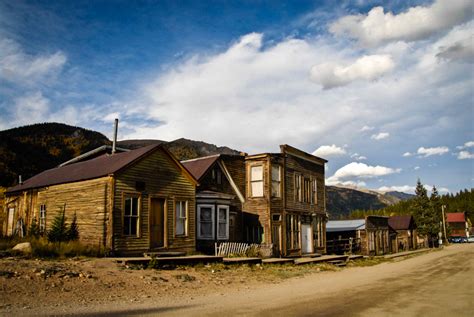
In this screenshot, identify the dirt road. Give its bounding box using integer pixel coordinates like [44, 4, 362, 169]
[2, 244, 473, 316]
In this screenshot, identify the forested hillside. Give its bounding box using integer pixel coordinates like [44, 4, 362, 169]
[350, 188, 473, 223]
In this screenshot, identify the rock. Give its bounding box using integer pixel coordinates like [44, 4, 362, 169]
[12, 242, 32, 253]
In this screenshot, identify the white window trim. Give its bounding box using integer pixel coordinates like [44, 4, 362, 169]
[312, 179, 318, 205]
[175, 200, 188, 237]
[197, 204, 215, 240]
[7, 207, 15, 236]
[39, 204, 46, 233]
[217, 205, 230, 240]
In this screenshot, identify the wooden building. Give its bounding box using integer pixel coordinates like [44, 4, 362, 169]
[3, 144, 198, 255]
[326, 216, 395, 256]
[243, 145, 327, 257]
[181, 154, 246, 253]
[388, 215, 417, 251]
[446, 212, 470, 239]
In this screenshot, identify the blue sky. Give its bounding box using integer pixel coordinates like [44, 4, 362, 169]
[0, 0, 472, 194]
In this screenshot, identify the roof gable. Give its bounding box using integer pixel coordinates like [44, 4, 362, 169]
[388, 215, 415, 230]
[181, 155, 220, 181]
[7, 144, 161, 193]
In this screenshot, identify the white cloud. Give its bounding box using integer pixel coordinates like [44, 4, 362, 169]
[0, 38, 66, 85]
[414, 166, 420, 170]
[457, 141, 474, 149]
[310, 54, 394, 89]
[329, 0, 472, 46]
[457, 151, 474, 160]
[13, 91, 50, 125]
[371, 132, 390, 140]
[403, 152, 412, 157]
[378, 184, 449, 194]
[417, 146, 449, 157]
[327, 162, 401, 185]
[378, 185, 415, 193]
[360, 125, 374, 132]
[351, 153, 367, 161]
[313, 144, 346, 157]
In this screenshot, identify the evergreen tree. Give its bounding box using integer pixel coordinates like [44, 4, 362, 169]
[47, 205, 69, 244]
[412, 180, 439, 247]
[67, 213, 79, 241]
[28, 218, 40, 238]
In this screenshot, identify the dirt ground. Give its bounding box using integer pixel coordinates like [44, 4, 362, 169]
[1, 243, 473, 316]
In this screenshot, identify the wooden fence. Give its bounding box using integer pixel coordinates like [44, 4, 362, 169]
[215, 242, 273, 257]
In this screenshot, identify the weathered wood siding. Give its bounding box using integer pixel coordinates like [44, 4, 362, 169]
[4, 190, 39, 236]
[38, 177, 110, 246]
[114, 148, 196, 255]
[243, 156, 271, 243]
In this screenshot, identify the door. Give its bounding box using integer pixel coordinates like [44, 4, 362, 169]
[272, 224, 281, 257]
[7, 208, 15, 236]
[301, 224, 313, 254]
[150, 198, 165, 248]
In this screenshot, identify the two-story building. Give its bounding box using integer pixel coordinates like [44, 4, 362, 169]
[243, 145, 327, 257]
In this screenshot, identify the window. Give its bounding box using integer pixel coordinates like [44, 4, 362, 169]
[271, 165, 281, 197]
[304, 178, 311, 203]
[312, 179, 318, 204]
[7, 208, 15, 236]
[272, 214, 282, 222]
[123, 196, 140, 236]
[212, 168, 222, 185]
[175, 201, 188, 236]
[217, 205, 229, 239]
[286, 214, 300, 250]
[39, 204, 46, 234]
[294, 174, 302, 201]
[197, 205, 215, 239]
[250, 165, 264, 197]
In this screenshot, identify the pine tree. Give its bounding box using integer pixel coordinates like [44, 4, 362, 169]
[67, 213, 79, 241]
[28, 218, 40, 238]
[47, 204, 69, 244]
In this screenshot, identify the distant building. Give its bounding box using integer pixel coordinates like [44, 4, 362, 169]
[388, 215, 417, 251]
[446, 212, 470, 239]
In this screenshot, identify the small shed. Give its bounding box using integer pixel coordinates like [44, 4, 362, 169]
[388, 215, 417, 251]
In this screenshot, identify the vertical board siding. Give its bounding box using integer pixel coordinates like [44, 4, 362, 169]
[114, 148, 196, 255]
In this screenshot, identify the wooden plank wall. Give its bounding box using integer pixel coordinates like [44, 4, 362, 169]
[114, 148, 196, 255]
[4, 190, 39, 236]
[37, 177, 110, 247]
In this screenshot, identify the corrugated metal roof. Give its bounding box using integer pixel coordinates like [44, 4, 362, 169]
[326, 219, 366, 232]
[388, 215, 414, 230]
[447, 212, 466, 223]
[7, 144, 161, 193]
[181, 155, 220, 181]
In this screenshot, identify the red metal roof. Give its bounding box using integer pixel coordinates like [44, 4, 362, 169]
[7, 144, 161, 193]
[388, 215, 414, 230]
[446, 212, 466, 223]
[181, 155, 220, 181]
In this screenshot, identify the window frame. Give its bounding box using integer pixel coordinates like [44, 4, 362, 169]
[174, 200, 188, 237]
[39, 204, 46, 234]
[122, 193, 141, 237]
[271, 165, 281, 198]
[197, 204, 215, 240]
[294, 173, 302, 202]
[312, 179, 318, 205]
[249, 165, 264, 197]
[217, 205, 230, 240]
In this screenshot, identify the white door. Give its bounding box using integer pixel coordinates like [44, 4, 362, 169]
[301, 224, 313, 254]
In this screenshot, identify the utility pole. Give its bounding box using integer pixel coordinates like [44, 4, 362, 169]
[441, 205, 448, 244]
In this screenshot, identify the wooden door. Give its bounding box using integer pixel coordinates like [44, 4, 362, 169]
[150, 198, 165, 248]
[271, 224, 281, 257]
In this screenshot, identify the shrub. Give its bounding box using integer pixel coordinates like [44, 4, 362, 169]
[47, 206, 69, 244]
[28, 218, 41, 238]
[67, 213, 79, 241]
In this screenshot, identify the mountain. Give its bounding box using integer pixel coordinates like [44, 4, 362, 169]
[325, 186, 412, 219]
[0, 123, 412, 218]
[0, 123, 241, 187]
[0, 123, 110, 187]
